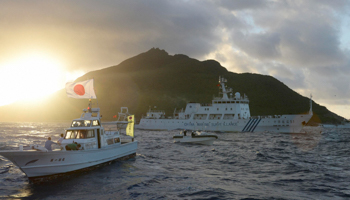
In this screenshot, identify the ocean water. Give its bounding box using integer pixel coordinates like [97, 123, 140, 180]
[0, 123, 349, 200]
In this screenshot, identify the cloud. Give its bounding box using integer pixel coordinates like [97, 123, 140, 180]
[233, 32, 281, 60]
[1, 0, 350, 117]
[215, 0, 268, 10]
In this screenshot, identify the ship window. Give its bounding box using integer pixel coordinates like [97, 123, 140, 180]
[86, 130, 95, 138]
[65, 131, 74, 139]
[107, 138, 114, 145]
[225, 108, 227, 110]
[71, 120, 84, 127]
[92, 120, 100, 126]
[84, 120, 91, 127]
[217, 108, 219, 110]
[65, 130, 95, 139]
[114, 138, 120, 143]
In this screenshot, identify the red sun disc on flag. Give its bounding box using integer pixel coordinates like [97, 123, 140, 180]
[74, 84, 85, 96]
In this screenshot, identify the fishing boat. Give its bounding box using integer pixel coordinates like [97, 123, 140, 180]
[0, 79, 137, 183]
[137, 76, 313, 133]
[0, 103, 136, 182]
[173, 130, 218, 145]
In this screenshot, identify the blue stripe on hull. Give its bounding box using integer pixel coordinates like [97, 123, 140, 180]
[250, 118, 262, 132]
[242, 119, 254, 132]
[247, 119, 258, 132]
[246, 119, 257, 132]
[242, 118, 262, 132]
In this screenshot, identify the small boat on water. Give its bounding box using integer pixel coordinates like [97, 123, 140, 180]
[173, 130, 218, 145]
[0, 79, 137, 183]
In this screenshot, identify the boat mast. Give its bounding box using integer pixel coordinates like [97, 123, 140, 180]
[219, 76, 232, 100]
[309, 94, 313, 115]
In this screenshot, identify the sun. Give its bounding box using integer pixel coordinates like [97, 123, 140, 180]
[0, 52, 66, 105]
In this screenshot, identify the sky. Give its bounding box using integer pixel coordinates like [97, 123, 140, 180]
[0, 0, 350, 119]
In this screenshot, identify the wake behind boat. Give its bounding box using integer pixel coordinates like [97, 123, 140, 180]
[173, 130, 218, 145]
[137, 76, 313, 133]
[0, 79, 137, 183]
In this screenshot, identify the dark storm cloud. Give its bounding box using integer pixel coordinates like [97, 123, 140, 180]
[215, 0, 268, 10]
[0, 0, 242, 70]
[228, 0, 348, 68]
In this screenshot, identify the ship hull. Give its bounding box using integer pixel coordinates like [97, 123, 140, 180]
[0, 141, 137, 178]
[137, 114, 312, 133]
[173, 136, 216, 145]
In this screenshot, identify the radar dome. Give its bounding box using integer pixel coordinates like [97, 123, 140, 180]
[235, 92, 241, 99]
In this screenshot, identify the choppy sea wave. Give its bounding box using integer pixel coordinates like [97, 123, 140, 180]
[0, 123, 349, 199]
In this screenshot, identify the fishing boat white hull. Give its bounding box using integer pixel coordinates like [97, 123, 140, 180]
[173, 135, 216, 145]
[138, 114, 312, 133]
[0, 142, 137, 179]
[173, 131, 218, 145]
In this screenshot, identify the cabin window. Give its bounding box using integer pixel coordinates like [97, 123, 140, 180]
[92, 120, 100, 126]
[71, 120, 91, 127]
[84, 120, 91, 126]
[86, 130, 95, 138]
[65, 131, 74, 139]
[65, 130, 95, 139]
[114, 138, 120, 143]
[107, 138, 114, 145]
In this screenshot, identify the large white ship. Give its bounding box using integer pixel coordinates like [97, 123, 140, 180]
[137, 77, 313, 133]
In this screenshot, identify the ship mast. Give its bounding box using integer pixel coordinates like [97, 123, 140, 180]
[309, 94, 313, 115]
[219, 76, 232, 100]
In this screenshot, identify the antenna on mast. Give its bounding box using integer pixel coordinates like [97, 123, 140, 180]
[309, 94, 313, 115]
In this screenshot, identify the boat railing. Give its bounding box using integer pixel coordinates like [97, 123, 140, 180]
[250, 115, 282, 119]
[147, 110, 165, 114]
[213, 96, 249, 101]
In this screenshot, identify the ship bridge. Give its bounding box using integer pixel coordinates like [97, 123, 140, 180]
[181, 76, 251, 120]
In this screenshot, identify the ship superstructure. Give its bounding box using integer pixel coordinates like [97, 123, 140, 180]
[137, 76, 313, 133]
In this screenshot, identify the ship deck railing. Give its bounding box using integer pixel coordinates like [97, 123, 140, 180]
[250, 115, 282, 119]
[147, 110, 165, 114]
[212, 96, 249, 101]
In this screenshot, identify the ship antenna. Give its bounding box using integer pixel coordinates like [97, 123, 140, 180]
[88, 99, 92, 112]
[309, 94, 313, 115]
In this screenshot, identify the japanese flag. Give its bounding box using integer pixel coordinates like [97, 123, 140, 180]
[65, 79, 97, 99]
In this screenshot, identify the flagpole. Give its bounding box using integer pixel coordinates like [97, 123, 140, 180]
[93, 78, 99, 107]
